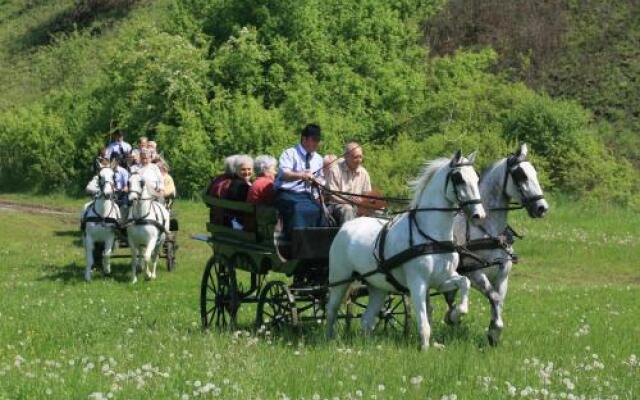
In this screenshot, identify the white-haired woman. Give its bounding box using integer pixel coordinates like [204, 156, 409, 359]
[225, 154, 254, 201]
[248, 155, 277, 205]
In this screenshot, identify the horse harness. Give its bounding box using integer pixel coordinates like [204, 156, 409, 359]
[80, 198, 120, 232]
[124, 199, 168, 236]
[329, 159, 489, 294]
[457, 154, 539, 272]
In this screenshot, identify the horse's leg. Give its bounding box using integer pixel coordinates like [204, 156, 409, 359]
[439, 274, 470, 325]
[407, 273, 429, 350]
[129, 239, 138, 284]
[150, 236, 163, 280]
[142, 239, 154, 280]
[84, 235, 94, 282]
[326, 282, 350, 340]
[326, 235, 356, 340]
[443, 290, 458, 325]
[361, 286, 386, 335]
[102, 234, 114, 276]
[488, 266, 511, 346]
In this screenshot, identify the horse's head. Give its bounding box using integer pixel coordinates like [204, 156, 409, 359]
[504, 144, 549, 218]
[97, 167, 116, 198]
[128, 172, 145, 203]
[446, 150, 486, 221]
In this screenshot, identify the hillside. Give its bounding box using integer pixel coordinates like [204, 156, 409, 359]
[0, 0, 637, 205]
[426, 0, 640, 166]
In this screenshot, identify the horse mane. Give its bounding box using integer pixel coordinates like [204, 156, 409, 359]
[409, 158, 450, 208]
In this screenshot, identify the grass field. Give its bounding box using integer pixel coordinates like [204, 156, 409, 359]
[0, 194, 638, 399]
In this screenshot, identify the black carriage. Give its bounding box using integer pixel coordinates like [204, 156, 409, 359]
[197, 195, 410, 334]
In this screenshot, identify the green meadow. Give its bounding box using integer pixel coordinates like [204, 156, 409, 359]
[0, 194, 638, 399]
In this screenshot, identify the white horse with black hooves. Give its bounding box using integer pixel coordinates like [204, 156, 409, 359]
[450, 144, 549, 346]
[127, 172, 170, 283]
[326, 151, 486, 350]
[81, 166, 121, 282]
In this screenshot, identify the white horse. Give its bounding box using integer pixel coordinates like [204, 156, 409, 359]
[451, 143, 549, 345]
[327, 151, 486, 350]
[127, 172, 170, 283]
[81, 167, 121, 282]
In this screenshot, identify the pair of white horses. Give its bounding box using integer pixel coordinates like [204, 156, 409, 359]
[327, 144, 548, 349]
[81, 167, 169, 283]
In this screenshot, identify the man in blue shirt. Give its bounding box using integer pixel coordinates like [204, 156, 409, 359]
[105, 129, 132, 161]
[111, 154, 130, 209]
[275, 124, 328, 243]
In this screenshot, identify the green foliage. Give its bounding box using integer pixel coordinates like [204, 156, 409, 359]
[0, 0, 637, 203]
[0, 105, 76, 191]
[502, 94, 640, 204]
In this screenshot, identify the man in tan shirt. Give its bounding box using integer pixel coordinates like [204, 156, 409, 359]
[327, 142, 372, 225]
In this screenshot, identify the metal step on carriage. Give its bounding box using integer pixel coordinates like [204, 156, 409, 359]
[91, 202, 179, 272]
[196, 195, 411, 335]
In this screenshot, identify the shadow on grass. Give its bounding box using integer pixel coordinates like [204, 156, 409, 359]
[39, 261, 133, 284]
[12, 0, 140, 53]
[54, 230, 83, 247]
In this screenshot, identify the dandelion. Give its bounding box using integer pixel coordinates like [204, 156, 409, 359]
[624, 354, 638, 368]
[562, 378, 575, 391]
[312, 394, 320, 400]
[410, 376, 423, 385]
[377, 384, 385, 392]
[14, 355, 25, 368]
[355, 390, 363, 397]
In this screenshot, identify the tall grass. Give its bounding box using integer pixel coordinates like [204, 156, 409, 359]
[0, 194, 638, 399]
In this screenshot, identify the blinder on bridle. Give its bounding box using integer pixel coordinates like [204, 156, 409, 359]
[504, 155, 545, 213]
[445, 160, 483, 209]
[97, 167, 115, 198]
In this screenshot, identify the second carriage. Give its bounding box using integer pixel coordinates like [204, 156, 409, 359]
[197, 195, 411, 334]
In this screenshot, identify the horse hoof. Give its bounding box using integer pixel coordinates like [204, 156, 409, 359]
[84, 272, 92, 282]
[131, 276, 138, 284]
[487, 331, 500, 347]
[487, 320, 503, 346]
[418, 343, 430, 352]
[445, 309, 460, 326]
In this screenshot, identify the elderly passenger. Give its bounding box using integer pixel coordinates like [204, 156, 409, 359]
[225, 154, 253, 202]
[207, 155, 237, 199]
[327, 141, 371, 225]
[247, 155, 277, 205]
[159, 162, 176, 199]
[138, 149, 164, 200]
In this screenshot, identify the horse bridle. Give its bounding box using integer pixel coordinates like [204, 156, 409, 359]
[128, 172, 155, 202]
[503, 156, 545, 211]
[444, 161, 483, 211]
[97, 167, 117, 201]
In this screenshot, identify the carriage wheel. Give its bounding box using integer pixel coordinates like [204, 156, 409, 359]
[165, 239, 176, 272]
[256, 281, 298, 330]
[230, 253, 258, 298]
[200, 255, 239, 329]
[376, 294, 411, 336]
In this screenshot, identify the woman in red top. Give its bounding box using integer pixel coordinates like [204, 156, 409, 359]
[247, 155, 277, 205]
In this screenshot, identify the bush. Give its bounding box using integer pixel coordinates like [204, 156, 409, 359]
[0, 105, 76, 191]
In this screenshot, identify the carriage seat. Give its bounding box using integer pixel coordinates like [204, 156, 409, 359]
[203, 194, 277, 245]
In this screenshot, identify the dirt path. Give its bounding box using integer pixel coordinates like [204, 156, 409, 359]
[0, 199, 75, 216]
